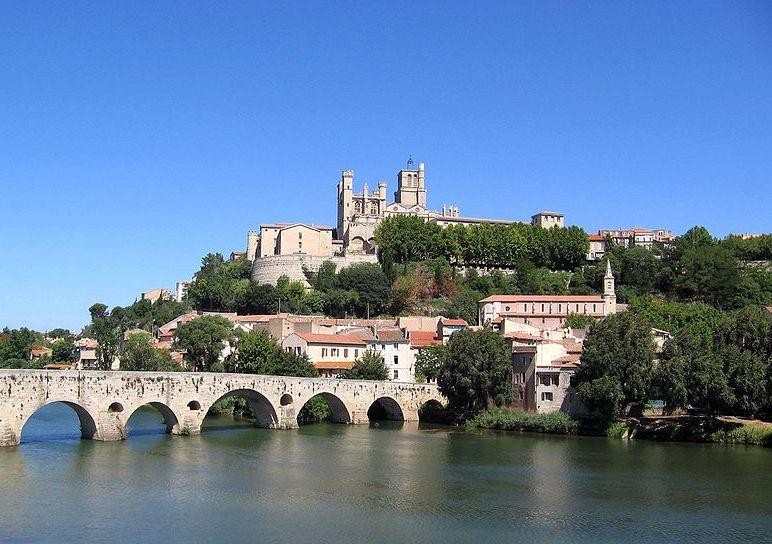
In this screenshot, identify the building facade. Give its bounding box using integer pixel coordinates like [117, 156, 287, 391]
[479, 261, 617, 327]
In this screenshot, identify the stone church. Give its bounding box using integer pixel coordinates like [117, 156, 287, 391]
[246, 160, 565, 285]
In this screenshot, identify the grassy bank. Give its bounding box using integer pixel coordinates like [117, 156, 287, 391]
[467, 409, 772, 447]
[467, 408, 578, 434]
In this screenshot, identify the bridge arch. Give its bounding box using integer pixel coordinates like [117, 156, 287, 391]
[19, 400, 99, 442]
[203, 389, 279, 429]
[298, 391, 352, 424]
[124, 401, 181, 435]
[367, 396, 405, 421]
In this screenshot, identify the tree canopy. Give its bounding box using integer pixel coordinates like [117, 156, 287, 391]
[436, 328, 513, 420]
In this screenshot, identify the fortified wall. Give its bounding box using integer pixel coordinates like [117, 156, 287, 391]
[251, 253, 379, 286]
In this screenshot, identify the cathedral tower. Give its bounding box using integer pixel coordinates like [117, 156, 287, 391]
[337, 169, 354, 237]
[394, 158, 427, 208]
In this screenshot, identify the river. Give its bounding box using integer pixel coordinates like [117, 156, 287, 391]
[1, 403, 770, 543]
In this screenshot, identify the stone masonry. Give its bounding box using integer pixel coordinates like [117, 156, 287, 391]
[0, 370, 445, 447]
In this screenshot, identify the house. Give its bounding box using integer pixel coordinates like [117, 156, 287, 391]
[437, 317, 468, 344]
[506, 331, 586, 415]
[587, 234, 607, 261]
[281, 332, 367, 378]
[74, 338, 99, 369]
[140, 288, 171, 303]
[29, 346, 52, 361]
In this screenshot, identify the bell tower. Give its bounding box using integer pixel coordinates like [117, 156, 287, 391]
[602, 259, 617, 315]
[337, 169, 354, 238]
[394, 158, 427, 208]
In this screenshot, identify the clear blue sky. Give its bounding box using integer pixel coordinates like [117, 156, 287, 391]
[1, 1, 771, 332]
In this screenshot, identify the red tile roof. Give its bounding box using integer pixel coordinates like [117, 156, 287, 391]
[409, 331, 443, 347]
[480, 294, 604, 303]
[588, 234, 607, 241]
[294, 333, 367, 346]
[440, 318, 468, 326]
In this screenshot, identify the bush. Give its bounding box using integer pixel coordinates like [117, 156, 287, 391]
[467, 408, 578, 434]
[709, 425, 772, 446]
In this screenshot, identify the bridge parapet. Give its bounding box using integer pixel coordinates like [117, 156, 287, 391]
[0, 370, 444, 447]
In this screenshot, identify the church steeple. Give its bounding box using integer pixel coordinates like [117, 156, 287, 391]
[602, 259, 616, 315]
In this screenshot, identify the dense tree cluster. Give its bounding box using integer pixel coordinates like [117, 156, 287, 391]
[374, 215, 589, 271]
[576, 305, 772, 421]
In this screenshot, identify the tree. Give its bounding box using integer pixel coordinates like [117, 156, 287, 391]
[575, 312, 655, 419]
[88, 303, 120, 370]
[51, 338, 76, 363]
[121, 333, 179, 372]
[437, 328, 512, 420]
[173, 316, 235, 372]
[563, 313, 596, 329]
[0, 327, 42, 362]
[229, 330, 317, 377]
[447, 288, 484, 325]
[336, 263, 391, 317]
[341, 350, 388, 380]
[415, 345, 445, 383]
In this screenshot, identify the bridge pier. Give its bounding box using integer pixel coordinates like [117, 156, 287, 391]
[0, 421, 19, 447]
[92, 411, 126, 442]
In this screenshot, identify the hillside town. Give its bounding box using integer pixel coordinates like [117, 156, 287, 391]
[10, 160, 771, 424]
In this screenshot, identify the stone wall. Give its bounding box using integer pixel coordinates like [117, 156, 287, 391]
[0, 370, 444, 447]
[251, 253, 379, 286]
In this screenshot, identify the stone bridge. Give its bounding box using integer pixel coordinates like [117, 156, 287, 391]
[0, 370, 445, 447]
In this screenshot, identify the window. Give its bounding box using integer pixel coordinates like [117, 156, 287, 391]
[505, 306, 511, 311]
[393, 369, 399, 380]
[322, 348, 328, 357]
[344, 348, 349, 358]
[298, 232, 303, 239]
[331, 348, 339, 357]
[552, 375, 560, 386]
[393, 355, 399, 365]
[541, 392, 554, 401]
[513, 372, 525, 384]
[540, 375, 551, 386]
[355, 349, 359, 358]
[592, 304, 597, 313]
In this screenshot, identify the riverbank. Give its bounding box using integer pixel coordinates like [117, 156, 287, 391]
[467, 408, 772, 447]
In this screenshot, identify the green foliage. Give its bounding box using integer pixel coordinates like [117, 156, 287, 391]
[467, 408, 578, 434]
[709, 424, 772, 446]
[120, 333, 179, 372]
[605, 421, 629, 439]
[627, 296, 726, 347]
[173, 315, 235, 372]
[437, 328, 513, 420]
[230, 330, 317, 377]
[563, 312, 596, 329]
[374, 216, 589, 270]
[0, 327, 42, 362]
[51, 338, 76, 363]
[297, 395, 332, 424]
[335, 263, 391, 317]
[721, 234, 772, 261]
[575, 312, 655, 419]
[185, 252, 253, 312]
[341, 350, 388, 380]
[88, 303, 120, 370]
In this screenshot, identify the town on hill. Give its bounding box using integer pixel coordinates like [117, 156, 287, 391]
[3, 161, 772, 442]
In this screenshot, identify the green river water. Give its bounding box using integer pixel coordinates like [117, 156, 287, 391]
[0, 403, 770, 543]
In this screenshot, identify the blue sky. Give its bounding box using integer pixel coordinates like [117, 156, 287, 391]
[1, 1, 771, 331]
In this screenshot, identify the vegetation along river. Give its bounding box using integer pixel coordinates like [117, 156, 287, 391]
[1, 403, 770, 543]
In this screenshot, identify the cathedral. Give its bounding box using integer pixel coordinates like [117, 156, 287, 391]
[246, 160, 565, 285]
